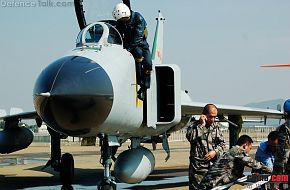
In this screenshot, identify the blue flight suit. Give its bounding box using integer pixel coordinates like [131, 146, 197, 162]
[255, 141, 275, 171]
[116, 11, 152, 92]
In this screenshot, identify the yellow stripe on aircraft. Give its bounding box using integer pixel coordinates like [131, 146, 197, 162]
[134, 70, 143, 108]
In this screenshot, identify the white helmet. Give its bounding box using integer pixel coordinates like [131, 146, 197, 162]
[112, 3, 131, 21]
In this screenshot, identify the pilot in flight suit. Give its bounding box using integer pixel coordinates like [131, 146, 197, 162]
[112, 3, 152, 101]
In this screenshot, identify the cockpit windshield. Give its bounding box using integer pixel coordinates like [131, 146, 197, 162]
[106, 23, 122, 45]
[76, 22, 122, 48]
[76, 24, 103, 47]
[85, 24, 103, 44]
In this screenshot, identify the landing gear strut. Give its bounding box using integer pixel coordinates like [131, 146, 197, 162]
[98, 134, 116, 190]
[43, 128, 75, 188]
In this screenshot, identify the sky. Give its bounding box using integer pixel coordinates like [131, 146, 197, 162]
[0, 0, 290, 112]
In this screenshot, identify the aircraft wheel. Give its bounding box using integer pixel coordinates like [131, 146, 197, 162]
[98, 184, 114, 190]
[98, 180, 116, 190]
[60, 153, 74, 186]
[61, 184, 73, 190]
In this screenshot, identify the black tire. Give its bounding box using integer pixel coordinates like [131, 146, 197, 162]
[61, 184, 74, 190]
[60, 153, 74, 186]
[99, 184, 114, 190]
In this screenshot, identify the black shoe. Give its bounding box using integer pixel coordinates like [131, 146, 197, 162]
[137, 90, 145, 101]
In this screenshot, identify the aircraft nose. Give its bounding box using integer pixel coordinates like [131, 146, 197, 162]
[33, 56, 114, 136]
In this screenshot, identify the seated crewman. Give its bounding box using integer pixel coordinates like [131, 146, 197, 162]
[112, 3, 152, 101]
[199, 135, 271, 190]
[255, 131, 279, 172]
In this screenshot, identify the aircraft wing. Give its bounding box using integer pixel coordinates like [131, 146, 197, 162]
[0, 110, 39, 154]
[0, 111, 38, 121]
[181, 93, 283, 119]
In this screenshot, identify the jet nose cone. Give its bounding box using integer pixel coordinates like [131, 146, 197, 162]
[33, 56, 114, 136]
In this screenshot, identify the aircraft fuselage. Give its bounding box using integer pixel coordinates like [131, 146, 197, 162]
[33, 22, 144, 137]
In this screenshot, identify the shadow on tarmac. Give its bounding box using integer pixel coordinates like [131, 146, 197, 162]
[0, 165, 188, 189]
[123, 182, 188, 190]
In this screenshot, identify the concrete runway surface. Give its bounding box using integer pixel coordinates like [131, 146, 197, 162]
[0, 141, 190, 190]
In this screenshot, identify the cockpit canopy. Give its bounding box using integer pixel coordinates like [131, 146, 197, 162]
[76, 22, 122, 48]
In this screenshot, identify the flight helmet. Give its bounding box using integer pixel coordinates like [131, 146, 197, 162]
[112, 3, 131, 21]
[283, 99, 290, 117]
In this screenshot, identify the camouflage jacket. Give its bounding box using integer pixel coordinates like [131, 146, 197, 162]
[200, 145, 271, 189]
[186, 121, 225, 172]
[276, 123, 290, 152]
[274, 123, 290, 173]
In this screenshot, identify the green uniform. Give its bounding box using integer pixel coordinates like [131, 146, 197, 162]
[200, 145, 271, 189]
[186, 121, 225, 190]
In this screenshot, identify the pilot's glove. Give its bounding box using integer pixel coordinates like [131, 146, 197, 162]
[144, 69, 151, 75]
[135, 57, 144, 63]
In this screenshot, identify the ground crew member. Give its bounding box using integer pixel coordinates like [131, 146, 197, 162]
[254, 131, 279, 190]
[271, 99, 290, 190]
[112, 3, 152, 100]
[199, 135, 271, 190]
[186, 104, 225, 190]
[273, 99, 290, 175]
[255, 130, 279, 172]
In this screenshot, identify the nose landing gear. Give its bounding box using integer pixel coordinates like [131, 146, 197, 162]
[98, 134, 117, 190]
[43, 128, 75, 189]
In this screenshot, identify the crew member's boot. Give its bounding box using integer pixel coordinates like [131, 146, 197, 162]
[137, 86, 145, 101]
[137, 69, 151, 101]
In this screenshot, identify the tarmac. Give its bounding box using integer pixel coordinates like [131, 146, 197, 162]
[0, 141, 190, 190]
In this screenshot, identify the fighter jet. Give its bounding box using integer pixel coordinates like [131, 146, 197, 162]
[0, 0, 283, 189]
